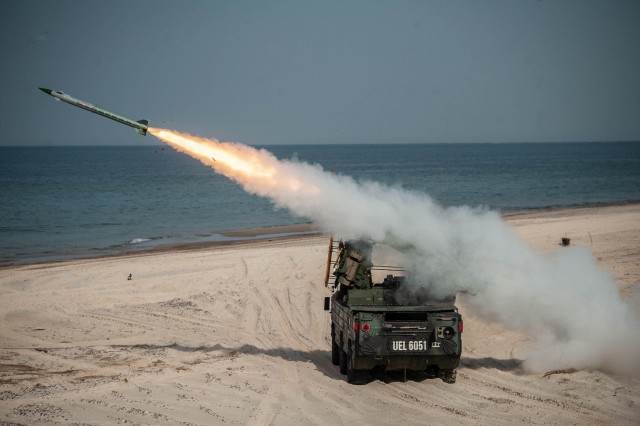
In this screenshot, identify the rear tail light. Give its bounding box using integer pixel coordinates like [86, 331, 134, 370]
[458, 320, 463, 334]
[361, 323, 371, 333]
[443, 326, 455, 339]
[354, 321, 359, 333]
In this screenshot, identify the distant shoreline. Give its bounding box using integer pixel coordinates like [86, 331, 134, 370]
[0, 225, 323, 269]
[499, 199, 640, 218]
[2, 200, 639, 269]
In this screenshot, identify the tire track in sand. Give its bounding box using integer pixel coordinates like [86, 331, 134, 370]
[244, 286, 310, 426]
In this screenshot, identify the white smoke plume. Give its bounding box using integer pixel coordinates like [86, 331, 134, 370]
[151, 129, 640, 376]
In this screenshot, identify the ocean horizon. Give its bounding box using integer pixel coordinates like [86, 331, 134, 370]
[1, 141, 639, 265]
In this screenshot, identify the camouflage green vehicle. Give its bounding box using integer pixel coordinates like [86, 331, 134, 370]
[323, 239, 463, 384]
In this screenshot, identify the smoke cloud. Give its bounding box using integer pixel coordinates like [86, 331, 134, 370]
[151, 128, 640, 376]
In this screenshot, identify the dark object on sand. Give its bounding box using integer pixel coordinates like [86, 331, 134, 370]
[127, 274, 132, 280]
[324, 238, 462, 384]
[560, 237, 571, 247]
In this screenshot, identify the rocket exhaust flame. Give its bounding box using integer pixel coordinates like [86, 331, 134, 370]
[150, 127, 640, 376]
[148, 128, 317, 196]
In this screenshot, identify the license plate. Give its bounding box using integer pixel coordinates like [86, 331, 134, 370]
[390, 339, 429, 352]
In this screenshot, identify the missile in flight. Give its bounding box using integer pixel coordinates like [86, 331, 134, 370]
[39, 87, 149, 136]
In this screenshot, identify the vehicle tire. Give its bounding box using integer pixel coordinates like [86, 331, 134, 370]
[339, 345, 348, 375]
[331, 328, 340, 366]
[440, 368, 457, 384]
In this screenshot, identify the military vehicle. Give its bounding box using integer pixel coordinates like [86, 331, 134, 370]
[323, 238, 462, 384]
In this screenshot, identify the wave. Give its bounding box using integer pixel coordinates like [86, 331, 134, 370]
[128, 238, 152, 245]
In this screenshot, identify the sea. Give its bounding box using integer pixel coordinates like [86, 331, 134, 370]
[1, 142, 639, 265]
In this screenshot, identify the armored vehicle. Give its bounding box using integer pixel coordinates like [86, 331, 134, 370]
[324, 239, 462, 384]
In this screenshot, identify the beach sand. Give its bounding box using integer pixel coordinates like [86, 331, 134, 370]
[1, 204, 639, 424]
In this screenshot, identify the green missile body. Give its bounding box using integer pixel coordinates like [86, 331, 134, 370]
[39, 87, 149, 136]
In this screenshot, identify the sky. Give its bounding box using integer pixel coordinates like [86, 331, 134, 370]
[1, 0, 639, 146]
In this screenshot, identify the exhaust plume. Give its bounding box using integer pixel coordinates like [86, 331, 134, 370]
[150, 128, 640, 375]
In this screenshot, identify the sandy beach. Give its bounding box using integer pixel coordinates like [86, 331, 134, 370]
[1, 203, 639, 425]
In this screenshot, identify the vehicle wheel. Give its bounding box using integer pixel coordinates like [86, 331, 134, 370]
[331, 329, 340, 366]
[439, 368, 457, 384]
[339, 345, 348, 375]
